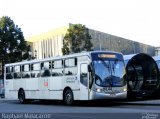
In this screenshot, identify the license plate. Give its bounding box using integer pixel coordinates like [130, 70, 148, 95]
[110, 92, 116, 96]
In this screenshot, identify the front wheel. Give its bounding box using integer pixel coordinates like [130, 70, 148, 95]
[18, 89, 27, 104]
[64, 89, 74, 106]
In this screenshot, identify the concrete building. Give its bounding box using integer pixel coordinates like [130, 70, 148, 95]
[89, 29, 155, 56]
[26, 24, 155, 59]
[26, 27, 67, 59]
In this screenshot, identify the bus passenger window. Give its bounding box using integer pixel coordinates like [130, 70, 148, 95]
[64, 58, 78, 76]
[22, 64, 30, 78]
[42, 69, 51, 77]
[66, 71, 72, 75]
[51, 60, 63, 77]
[6, 67, 13, 79]
[31, 73, 35, 78]
[6, 74, 13, 79]
[52, 69, 63, 76]
[31, 63, 40, 78]
[14, 66, 21, 79]
[41, 61, 51, 77]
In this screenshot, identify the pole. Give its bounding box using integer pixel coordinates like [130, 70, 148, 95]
[99, 33, 101, 51]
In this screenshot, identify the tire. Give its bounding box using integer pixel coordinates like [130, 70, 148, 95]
[18, 89, 27, 104]
[64, 89, 74, 106]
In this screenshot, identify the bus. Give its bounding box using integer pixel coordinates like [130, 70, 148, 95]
[4, 51, 127, 105]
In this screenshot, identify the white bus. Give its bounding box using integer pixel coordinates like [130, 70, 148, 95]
[4, 51, 127, 105]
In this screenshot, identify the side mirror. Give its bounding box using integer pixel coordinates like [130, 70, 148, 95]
[88, 65, 91, 72]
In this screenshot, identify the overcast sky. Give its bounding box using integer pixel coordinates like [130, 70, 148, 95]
[0, 0, 160, 46]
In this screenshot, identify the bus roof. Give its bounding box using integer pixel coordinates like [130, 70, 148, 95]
[5, 51, 123, 67]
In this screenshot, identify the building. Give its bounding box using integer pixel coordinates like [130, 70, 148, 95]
[89, 29, 155, 56]
[26, 24, 155, 59]
[26, 27, 67, 59]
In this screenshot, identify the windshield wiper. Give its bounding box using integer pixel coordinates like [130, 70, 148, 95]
[99, 58, 113, 86]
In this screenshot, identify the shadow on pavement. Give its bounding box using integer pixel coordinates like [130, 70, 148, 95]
[5, 98, 160, 107]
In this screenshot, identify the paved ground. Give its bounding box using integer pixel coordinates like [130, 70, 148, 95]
[1, 97, 160, 105]
[1, 97, 160, 119]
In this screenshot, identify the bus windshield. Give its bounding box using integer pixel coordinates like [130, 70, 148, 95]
[93, 59, 126, 87]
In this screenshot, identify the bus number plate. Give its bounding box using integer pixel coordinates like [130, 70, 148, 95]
[103, 87, 112, 93]
[110, 92, 116, 96]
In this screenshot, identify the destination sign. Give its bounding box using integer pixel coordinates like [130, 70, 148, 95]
[98, 54, 116, 58]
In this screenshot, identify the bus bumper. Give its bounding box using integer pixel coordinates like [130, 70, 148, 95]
[90, 90, 127, 100]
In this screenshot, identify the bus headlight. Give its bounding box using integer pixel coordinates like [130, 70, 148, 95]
[123, 88, 127, 92]
[96, 88, 103, 92]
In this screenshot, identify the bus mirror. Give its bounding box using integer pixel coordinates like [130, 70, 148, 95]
[88, 65, 91, 72]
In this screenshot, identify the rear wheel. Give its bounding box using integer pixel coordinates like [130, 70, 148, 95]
[64, 89, 74, 106]
[18, 89, 27, 104]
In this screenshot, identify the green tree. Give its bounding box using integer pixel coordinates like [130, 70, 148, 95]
[62, 24, 93, 55]
[0, 16, 30, 77]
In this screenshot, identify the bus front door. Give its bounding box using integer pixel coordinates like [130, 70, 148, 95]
[80, 63, 89, 100]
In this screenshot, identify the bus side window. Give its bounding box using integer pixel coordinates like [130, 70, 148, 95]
[64, 58, 78, 76]
[43, 69, 51, 76]
[22, 64, 30, 78]
[41, 61, 51, 77]
[6, 67, 13, 79]
[31, 63, 40, 78]
[52, 60, 63, 76]
[14, 65, 21, 79]
[6, 74, 13, 79]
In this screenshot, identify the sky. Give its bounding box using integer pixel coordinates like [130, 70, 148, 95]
[0, 0, 160, 46]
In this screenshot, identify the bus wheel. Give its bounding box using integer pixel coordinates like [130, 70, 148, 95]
[18, 89, 26, 104]
[64, 89, 74, 106]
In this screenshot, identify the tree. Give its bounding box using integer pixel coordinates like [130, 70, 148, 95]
[62, 24, 93, 55]
[0, 16, 30, 77]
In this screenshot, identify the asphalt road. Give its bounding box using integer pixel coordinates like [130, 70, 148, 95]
[0, 99, 160, 119]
